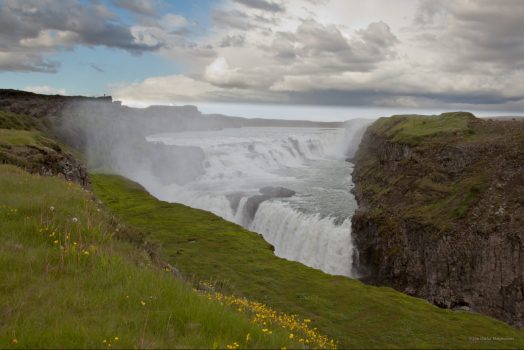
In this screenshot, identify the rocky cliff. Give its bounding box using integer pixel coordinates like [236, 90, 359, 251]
[0, 110, 88, 186]
[351, 112, 524, 327]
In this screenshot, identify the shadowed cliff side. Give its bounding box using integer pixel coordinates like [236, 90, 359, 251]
[351, 112, 524, 327]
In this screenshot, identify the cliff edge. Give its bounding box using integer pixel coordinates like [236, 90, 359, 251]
[351, 112, 524, 327]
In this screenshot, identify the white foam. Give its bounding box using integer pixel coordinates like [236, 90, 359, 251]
[250, 201, 354, 277]
[143, 127, 360, 278]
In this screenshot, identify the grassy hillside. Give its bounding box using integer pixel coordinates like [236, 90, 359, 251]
[92, 174, 524, 349]
[369, 112, 476, 146]
[0, 164, 323, 349]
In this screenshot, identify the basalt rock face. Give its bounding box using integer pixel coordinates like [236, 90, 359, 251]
[351, 112, 524, 327]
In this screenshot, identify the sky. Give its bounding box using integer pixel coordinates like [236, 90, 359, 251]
[1, 0, 524, 120]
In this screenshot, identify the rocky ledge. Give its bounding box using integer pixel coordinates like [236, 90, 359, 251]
[351, 112, 524, 327]
[0, 109, 88, 187]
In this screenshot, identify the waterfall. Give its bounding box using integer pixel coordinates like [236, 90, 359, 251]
[142, 127, 360, 278]
[250, 201, 354, 277]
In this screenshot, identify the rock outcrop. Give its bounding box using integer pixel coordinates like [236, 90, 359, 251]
[351, 112, 524, 327]
[0, 131, 89, 187]
[242, 187, 296, 226]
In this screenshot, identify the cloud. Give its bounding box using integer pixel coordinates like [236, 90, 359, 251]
[159, 14, 189, 31]
[212, 10, 257, 30]
[233, 0, 285, 13]
[19, 30, 79, 49]
[204, 57, 249, 88]
[0, 52, 59, 72]
[112, 75, 222, 103]
[25, 85, 67, 95]
[413, 0, 524, 69]
[0, 0, 164, 72]
[6, 0, 522, 112]
[269, 19, 398, 72]
[111, 0, 159, 16]
[220, 34, 246, 48]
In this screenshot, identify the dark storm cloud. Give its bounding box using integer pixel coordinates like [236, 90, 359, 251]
[233, 0, 285, 13]
[0, 0, 162, 72]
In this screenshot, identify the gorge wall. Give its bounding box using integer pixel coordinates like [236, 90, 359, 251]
[351, 112, 524, 327]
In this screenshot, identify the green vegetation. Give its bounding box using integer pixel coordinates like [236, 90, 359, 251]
[0, 165, 310, 349]
[356, 112, 500, 226]
[370, 112, 475, 145]
[0, 128, 64, 172]
[408, 173, 489, 225]
[0, 129, 45, 146]
[0, 111, 86, 178]
[92, 174, 524, 349]
[0, 110, 38, 130]
[0, 109, 52, 155]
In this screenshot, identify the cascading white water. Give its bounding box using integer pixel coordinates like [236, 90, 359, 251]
[251, 201, 353, 276]
[144, 127, 359, 278]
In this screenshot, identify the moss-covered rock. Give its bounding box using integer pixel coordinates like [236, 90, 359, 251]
[352, 112, 524, 327]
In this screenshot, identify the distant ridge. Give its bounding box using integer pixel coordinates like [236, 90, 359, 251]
[0, 89, 344, 128]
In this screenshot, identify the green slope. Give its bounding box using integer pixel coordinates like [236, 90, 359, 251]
[0, 164, 311, 349]
[92, 174, 524, 349]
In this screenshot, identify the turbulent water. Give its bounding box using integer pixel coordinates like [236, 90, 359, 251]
[145, 127, 359, 277]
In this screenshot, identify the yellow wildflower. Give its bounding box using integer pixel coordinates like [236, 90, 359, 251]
[140, 300, 146, 306]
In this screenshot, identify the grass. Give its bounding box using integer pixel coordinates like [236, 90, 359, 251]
[0, 110, 38, 130]
[370, 112, 475, 145]
[0, 128, 65, 173]
[356, 112, 499, 227]
[0, 112, 86, 175]
[0, 129, 43, 146]
[91, 173, 524, 349]
[407, 173, 489, 224]
[0, 164, 312, 349]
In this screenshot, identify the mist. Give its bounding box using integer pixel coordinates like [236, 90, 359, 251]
[56, 100, 373, 277]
